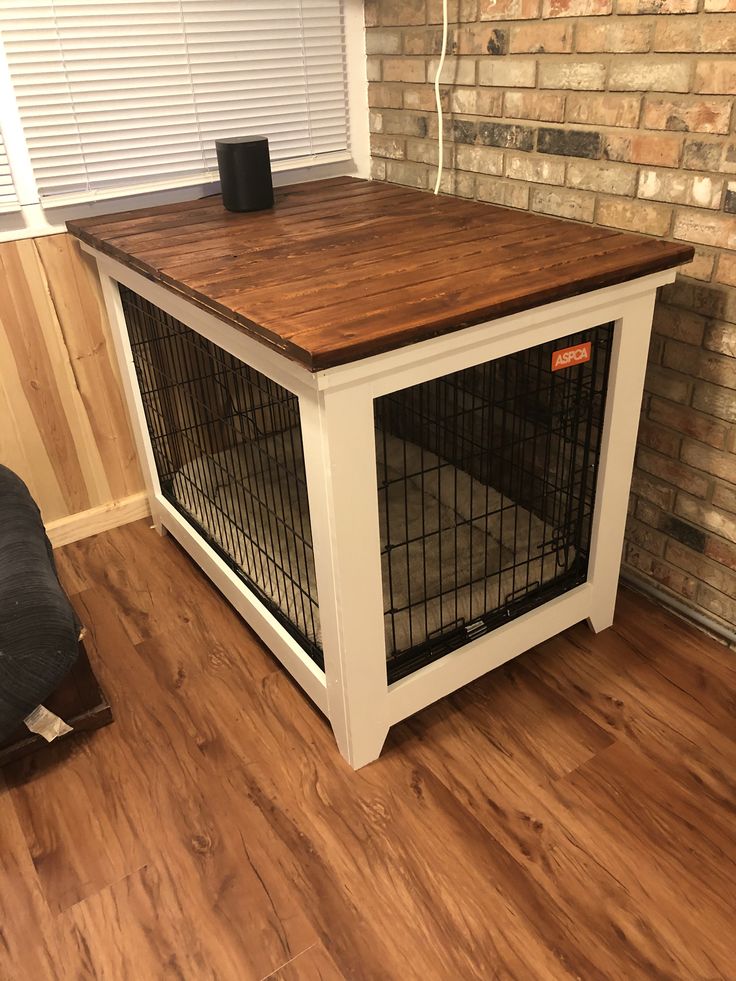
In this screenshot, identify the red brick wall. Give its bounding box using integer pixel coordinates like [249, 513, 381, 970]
[365, 0, 735, 633]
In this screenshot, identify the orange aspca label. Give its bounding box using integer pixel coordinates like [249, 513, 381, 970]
[551, 341, 591, 371]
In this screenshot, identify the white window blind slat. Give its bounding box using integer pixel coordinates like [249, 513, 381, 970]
[0, 131, 20, 212]
[0, 0, 349, 203]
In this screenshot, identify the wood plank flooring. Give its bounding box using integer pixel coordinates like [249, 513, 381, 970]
[1, 518, 734, 980]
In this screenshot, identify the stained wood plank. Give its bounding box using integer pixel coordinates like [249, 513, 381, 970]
[0, 234, 143, 526]
[67, 177, 693, 370]
[2, 522, 735, 980]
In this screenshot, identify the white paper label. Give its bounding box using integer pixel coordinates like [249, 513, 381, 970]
[24, 705, 73, 742]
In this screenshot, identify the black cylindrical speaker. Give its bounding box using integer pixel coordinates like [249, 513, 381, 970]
[216, 136, 274, 213]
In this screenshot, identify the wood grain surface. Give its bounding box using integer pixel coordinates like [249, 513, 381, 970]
[0, 519, 734, 979]
[67, 177, 693, 370]
[0, 234, 143, 524]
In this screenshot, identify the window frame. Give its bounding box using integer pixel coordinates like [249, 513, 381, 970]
[0, 0, 369, 243]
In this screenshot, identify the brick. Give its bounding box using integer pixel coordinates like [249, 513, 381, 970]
[478, 58, 537, 88]
[722, 141, 736, 173]
[385, 158, 429, 189]
[379, 110, 429, 138]
[383, 58, 426, 83]
[451, 88, 504, 117]
[704, 321, 736, 357]
[530, 185, 596, 221]
[666, 541, 736, 597]
[716, 253, 736, 288]
[366, 29, 402, 55]
[370, 134, 406, 159]
[673, 210, 736, 250]
[713, 483, 736, 514]
[681, 249, 716, 282]
[627, 517, 667, 555]
[406, 138, 455, 167]
[365, 1, 379, 26]
[510, 21, 573, 53]
[692, 381, 736, 422]
[577, 21, 651, 53]
[676, 495, 736, 542]
[638, 448, 711, 497]
[543, 0, 611, 14]
[624, 544, 655, 576]
[596, 198, 672, 236]
[428, 56, 477, 86]
[539, 61, 607, 89]
[642, 98, 732, 136]
[631, 470, 676, 510]
[477, 174, 531, 209]
[645, 365, 692, 403]
[366, 56, 382, 82]
[726, 182, 736, 214]
[664, 280, 736, 325]
[453, 24, 508, 55]
[652, 305, 707, 346]
[428, 0, 481, 21]
[705, 0, 736, 8]
[664, 340, 736, 388]
[616, 0, 697, 10]
[448, 118, 478, 144]
[480, 0, 541, 18]
[404, 86, 441, 112]
[370, 110, 383, 134]
[478, 121, 535, 150]
[566, 159, 637, 195]
[705, 533, 736, 571]
[635, 498, 663, 527]
[504, 91, 566, 122]
[649, 397, 728, 448]
[656, 17, 736, 53]
[605, 133, 682, 168]
[664, 504, 713, 549]
[454, 143, 505, 175]
[647, 557, 699, 599]
[681, 441, 736, 482]
[538, 127, 602, 159]
[696, 582, 736, 622]
[638, 419, 682, 457]
[368, 83, 403, 110]
[638, 170, 723, 210]
[566, 93, 641, 129]
[445, 169, 478, 198]
[379, 0, 425, 25]
[404, 28, 444, 55]
[694, 60, 736, 94]
[682, 139, 723, 171]
[370, 157, 386, 180]
[609, 59, 692, 94]
[505, 153, 565, 184]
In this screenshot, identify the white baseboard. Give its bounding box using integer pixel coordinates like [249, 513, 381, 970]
[46, 491, 150, 548]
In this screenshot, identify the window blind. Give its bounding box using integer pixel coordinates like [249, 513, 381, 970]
[0, 130, 19, 212]
[0, 0, 349, 204]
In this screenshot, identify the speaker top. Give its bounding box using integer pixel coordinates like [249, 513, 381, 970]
[216, 135, 269, 147]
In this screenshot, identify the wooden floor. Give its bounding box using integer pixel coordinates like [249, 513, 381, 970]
[1, 520, 734, 980]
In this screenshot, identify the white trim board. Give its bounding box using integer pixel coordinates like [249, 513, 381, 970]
[46, 491, 150, 548]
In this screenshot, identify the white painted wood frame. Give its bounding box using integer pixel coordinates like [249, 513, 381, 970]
[89, 243, 674, 769]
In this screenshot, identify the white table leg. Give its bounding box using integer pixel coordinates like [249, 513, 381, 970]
[300, 383, 389, 769]
[586, 291, 657, 633]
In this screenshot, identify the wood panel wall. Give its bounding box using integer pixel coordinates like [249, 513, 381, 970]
[0, 233, 145, 543]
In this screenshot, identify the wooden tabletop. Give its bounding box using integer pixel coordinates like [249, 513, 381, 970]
[67, 176, 693, 371]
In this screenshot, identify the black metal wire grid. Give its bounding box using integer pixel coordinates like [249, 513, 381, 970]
[119, 285, 324, 668]
[375, 324, 613, 683]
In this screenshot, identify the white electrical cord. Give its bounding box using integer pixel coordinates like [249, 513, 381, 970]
[433, 0, 449, 195]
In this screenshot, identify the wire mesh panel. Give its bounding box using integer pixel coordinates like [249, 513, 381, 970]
[375, 324, 614, 682]
[119, 286, 323, 668]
